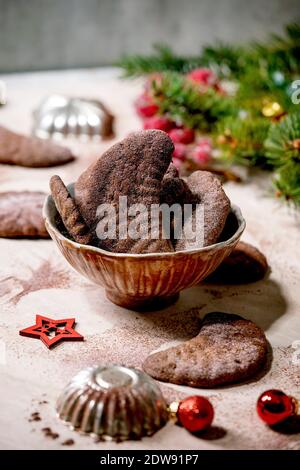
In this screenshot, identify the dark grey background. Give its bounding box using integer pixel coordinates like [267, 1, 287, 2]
[0, 0, 299, 73]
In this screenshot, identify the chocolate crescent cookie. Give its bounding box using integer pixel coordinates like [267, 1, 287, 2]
[50, 176, 94, 245]
[75, 130, 174, 254]
[175, 171, 230, 250]
[206, 241, 269, 283]
[0, 191, 49, 238]
[143, 312, 268, 387]
[0, 126, 75, 167]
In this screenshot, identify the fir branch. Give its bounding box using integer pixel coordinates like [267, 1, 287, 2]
[118, 23, 300, 78]
[252, 23, 300, 75]
[117, 44, 203, 77]
[150, 72, 233, 131]
[215, 116, 271, 168]
[265, 112, 300, 166]
[273, 162, 300, 206]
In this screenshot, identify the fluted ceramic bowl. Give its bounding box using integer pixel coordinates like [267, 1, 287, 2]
[43, 185, 245, 310]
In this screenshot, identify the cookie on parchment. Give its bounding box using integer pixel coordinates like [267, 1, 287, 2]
[0, 191, 49, 238]
[0, 126, 75, 168]
[206, 241, 269, 284]
[74, 130, 175, 254]
[50, 175, 94, 245]
[143, 312, 268, 387]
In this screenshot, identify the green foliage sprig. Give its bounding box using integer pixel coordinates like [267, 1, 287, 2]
[265, 112, 300, 205]
[118, 23, 300, 206]
[151, 73, 233, 131]
[215, 116, 271, 168]
[118, 23, 300, 79]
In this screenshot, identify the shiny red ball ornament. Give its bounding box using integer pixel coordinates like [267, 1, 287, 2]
[177, 396, 214, 433]
[257, 389, 297, 426]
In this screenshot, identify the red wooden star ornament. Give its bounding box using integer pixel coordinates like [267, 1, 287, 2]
[19, 315, 84, 349]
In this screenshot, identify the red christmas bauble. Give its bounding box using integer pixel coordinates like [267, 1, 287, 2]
[257, 389, 296, 426]
[177, 396, 214, 433]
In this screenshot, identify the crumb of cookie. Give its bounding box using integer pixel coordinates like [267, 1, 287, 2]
[62, 439, 75, 446]
[42, 427, 59, 439]
[29, 412, 41, 422]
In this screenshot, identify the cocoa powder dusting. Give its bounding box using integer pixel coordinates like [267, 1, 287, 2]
[0, 259, 72, 305]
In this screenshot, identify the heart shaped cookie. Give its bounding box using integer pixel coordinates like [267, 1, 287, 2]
[143, 312, 268, 387]
[75, 130, 174, 253]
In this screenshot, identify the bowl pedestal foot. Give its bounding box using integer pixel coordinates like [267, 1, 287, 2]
[105, 290, 179, 311]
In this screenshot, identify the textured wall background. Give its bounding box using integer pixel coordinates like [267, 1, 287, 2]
[0, 0, 299, 73]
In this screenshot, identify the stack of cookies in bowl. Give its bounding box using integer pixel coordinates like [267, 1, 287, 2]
[45, 130, 247, 309]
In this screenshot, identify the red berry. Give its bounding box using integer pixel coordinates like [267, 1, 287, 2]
[187, 68, 217, 87]
[134, 93, 159, 118]
[257, 389, 296, 426]
[143, 116, 174, 132]
[197, 137, 212, 147]
[172, 157, 184, 171]
[177, 396, 214, 433]
[172, 143, 187, 161]
[192, 143, 212, 165]
[169, 128, 195, 144]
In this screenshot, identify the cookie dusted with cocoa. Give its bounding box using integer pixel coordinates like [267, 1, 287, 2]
[143, 312, 268, 387]
[0, 191, 49, 238]
[50, 176, 94, 245]
[75, 130, 174, 254]
[206, 241, 269, 283]
[0, 126, 75, 167]
[160, 164, 193, 207]
[175, 171, 230, 250]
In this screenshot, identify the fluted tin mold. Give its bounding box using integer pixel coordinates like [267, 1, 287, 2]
[33, 95, 114, 140]
[56, 365, 168, 441]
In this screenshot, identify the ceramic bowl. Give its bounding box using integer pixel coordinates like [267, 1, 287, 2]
[43, 186, 245, 310]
